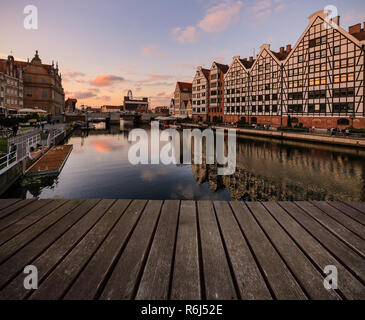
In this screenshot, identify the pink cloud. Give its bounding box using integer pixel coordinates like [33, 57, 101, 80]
[198, 1, 243, 32]
[172, 1, 243, 43]
[71, 89, 100, 99]
[343, 11, 365, 24]
[142, 44, 170, 58]
[90, 74, 125, 87]
[137, 74, 173, 83]
[172, 26, 199, 43]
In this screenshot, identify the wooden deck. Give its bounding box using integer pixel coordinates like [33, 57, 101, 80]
[25, 145, 73, 176]
[0, 199, 364, 300]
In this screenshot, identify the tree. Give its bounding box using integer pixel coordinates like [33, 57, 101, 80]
[287, 115, 292, 128]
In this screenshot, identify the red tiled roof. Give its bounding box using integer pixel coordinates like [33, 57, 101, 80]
[239, 59, 255, 69]
[177, 82, 192, 92]
[351, 31, 365, 41]
[201, 68, 210, 79]
[215, 62, 229, 74]
[271, 49, 291, 61]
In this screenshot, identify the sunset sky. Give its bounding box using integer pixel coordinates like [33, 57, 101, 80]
[1, 0, 365, 108]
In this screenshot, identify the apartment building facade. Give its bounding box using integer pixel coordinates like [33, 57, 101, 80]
[209, 62, 229, 122]
[174, 82, 192, 117]
[0, 55, 24, 116]
[22, 51, 65, 116]
[223, 10, 365, 129]
[192, 67, 210, 121]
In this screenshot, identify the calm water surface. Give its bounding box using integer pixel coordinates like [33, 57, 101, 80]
[3, 122, 365, 201]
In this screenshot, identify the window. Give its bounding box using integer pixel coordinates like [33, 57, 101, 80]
[298, 55, 304, 63]
[265, 105, 270, 113]
[337, 118, 350, 126]
[348, 73, 354, 82]
[334, 46, 340, 55]
[272, 105, 278, 113]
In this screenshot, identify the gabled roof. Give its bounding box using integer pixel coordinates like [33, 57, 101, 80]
[201, 68, 210, 79]
[239, 58, 255, 69]
[177, 82, 192, 92]
[283, 11, 364, 65]
[270, 49, 291, 61]
[214, 62, 229, 74]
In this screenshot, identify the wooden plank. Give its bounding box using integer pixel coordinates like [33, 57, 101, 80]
[0, 199, 37, 219]
[0, 200, 68, 246]
[247, 202, 340, 300]
[263, 202, 365, 300]
[0, 199, 21, 211]
[280, 202, 365, 283]
[345, 202, 365, 214]
[197, 201, 237, 300]
[0, 199, 116, 300]
[311, 201, 365, 239]
[26, 145, 73, 176]
[214, 201, 272, 300]
[30, 199, 118, 300]
[135, 200, 180, 300]
[99, 200, 162, 300]
[64, 200, 149, 301]
[328, 202, 365, 226]
[296, 201, 365, 258]
[0, 199, 84, 265]
[230, 201, 307, 300]
[0, 199, 98, 292]
[170, 201, 201, 300]
[0, 200, 57, 232]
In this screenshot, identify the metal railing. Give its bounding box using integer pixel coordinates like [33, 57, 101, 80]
[0, 151, 17, 174]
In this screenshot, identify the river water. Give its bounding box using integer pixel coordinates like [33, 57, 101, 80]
[3, 122, 365, 201]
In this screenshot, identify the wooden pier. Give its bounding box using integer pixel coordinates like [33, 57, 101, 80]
[25, 145, 73, 176]
[0, 199, 364, 300]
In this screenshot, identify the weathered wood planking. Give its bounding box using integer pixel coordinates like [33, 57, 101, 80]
[0, 199, 364, 300]
[135, 200, 180, 300]
[214, 201, 272, 300]
[65, 199, 144, 300]
[170, 201, 201, 300]
[100, 200, 161, 300]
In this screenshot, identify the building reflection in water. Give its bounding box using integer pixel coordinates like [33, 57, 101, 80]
[191, 135, 365, 201]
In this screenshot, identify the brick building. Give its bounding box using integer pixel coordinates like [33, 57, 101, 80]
[208, 62, 229, 122]
[123, 90, 148, 113]
[174, 82, 192, 117]
[0, 55, 24, 116]
[21, 51, 65, 116]
[65, 98, 77, 113]
[192, 67, 210, 121]
[223, 10, 365, 129]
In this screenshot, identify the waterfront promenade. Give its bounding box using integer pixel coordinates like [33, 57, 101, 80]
[181, 123, 365, 148]
[0, 199, 364, 300]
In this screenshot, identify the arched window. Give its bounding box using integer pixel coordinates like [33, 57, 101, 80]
[291, 118, 299, 124]
[337, 118, 350, 125]
[251, 117, 257, 124]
